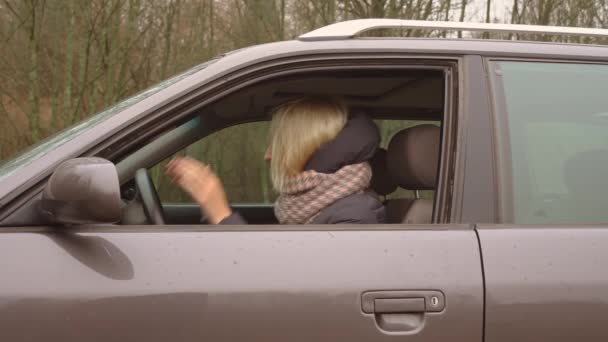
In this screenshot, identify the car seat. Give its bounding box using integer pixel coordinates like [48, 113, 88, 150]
[384, 124, 440, 224]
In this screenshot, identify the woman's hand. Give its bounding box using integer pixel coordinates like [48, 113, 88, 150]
[165, 157, 232, 224]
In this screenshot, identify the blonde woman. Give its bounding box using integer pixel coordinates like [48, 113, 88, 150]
[166, 97, 386, 224]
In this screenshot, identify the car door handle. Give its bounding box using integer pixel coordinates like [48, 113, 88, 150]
[362, 290, 445, 313]
[374, 297, 426, 313]
[362, 290, 445, 333]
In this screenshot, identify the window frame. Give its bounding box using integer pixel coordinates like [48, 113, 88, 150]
[1, 55, 462, 227]
[485, 57, 608, 224]
[120, 60, 461, 225]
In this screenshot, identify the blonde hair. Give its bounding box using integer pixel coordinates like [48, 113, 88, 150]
[269, 97, 348, 192]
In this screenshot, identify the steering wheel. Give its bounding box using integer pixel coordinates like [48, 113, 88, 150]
[134, 168, 166, 224]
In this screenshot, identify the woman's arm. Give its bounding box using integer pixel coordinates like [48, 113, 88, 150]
[166, 157, 233, 224]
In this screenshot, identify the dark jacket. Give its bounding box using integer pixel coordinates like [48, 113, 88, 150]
[220, 112, 386, 224]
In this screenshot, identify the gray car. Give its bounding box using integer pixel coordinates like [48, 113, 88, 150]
[1, 19, 608, 342]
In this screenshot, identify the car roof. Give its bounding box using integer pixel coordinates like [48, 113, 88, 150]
[224, 37, 608, 64]
[299, 18, 608, 42]
[295, 18, 608, 60]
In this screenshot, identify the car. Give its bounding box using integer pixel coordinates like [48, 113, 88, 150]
[1, 19, 607, 342]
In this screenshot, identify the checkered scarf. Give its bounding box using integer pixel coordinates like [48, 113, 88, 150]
[274, 162, 372, 224]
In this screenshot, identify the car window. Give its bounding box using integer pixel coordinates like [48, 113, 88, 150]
[151, 119, 436, 204]
[491, 61, 608, 224]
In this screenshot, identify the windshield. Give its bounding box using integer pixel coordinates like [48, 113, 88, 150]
[0, 59, 217, 182]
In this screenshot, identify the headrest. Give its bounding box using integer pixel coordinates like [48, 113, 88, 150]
[369, 148, 398, 196]
[386, 124, 440, 190]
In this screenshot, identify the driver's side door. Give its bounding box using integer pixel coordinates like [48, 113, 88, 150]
[0, 55, 483, 341]
[0, 224, 482, 341]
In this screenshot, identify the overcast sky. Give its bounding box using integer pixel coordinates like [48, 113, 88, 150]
[466, 0, 510, 22]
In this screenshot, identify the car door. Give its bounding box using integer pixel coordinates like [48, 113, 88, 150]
[0, 224, 482, 341]
[0, 49, 483, 341]
[479, 59, 608, 342]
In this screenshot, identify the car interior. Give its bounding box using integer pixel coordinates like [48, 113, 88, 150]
[117, 68, 446, 225]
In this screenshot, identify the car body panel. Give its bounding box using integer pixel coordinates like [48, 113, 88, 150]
[477, 226, 608, 342]
[0, 225, 482, 341]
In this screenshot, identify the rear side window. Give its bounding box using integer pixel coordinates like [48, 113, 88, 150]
[491, 61, 608, 224]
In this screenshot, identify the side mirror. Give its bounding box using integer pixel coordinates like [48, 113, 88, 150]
[40, 158, 121, 224]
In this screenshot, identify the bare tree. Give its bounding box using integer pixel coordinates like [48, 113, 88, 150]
[458, 0, 467, 37]
[483, 0, 491, 38]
